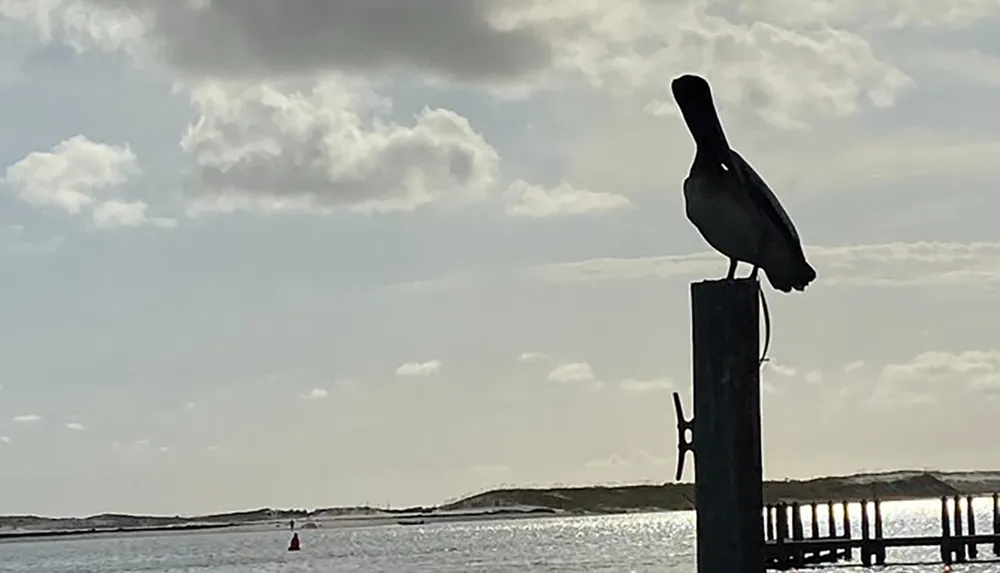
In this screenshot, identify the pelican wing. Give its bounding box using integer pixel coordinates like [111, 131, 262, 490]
[729, 150, 803, 250]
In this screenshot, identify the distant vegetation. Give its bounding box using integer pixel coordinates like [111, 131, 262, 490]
[441, 470, 1000, 513]
[1, 470, 997, 535]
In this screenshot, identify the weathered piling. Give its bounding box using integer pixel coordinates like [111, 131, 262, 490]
[841, 501, 852, 561]
[941, 496, 953, 564]
[954, 495, 967, 562]
[790, 502, 804, 567]
[994, 493, 1000, 556]
[690, 278, 763, 573]
[765, 505, 774, 542]
[860, 499, 872, 566]
[809, 503, 819, 540]
[775, 503, 788, 570]
[967, 496, 978, 559]
[873, 498, 886, 565]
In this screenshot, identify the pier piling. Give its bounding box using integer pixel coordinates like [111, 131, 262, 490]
[689, 278, 763, 573]
[967, 496, 978, 559]
[994, 493, 1000, 556]
[954, 495, 967, 562]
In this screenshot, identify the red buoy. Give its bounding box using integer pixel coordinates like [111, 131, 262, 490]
[288, 532, 300, 551]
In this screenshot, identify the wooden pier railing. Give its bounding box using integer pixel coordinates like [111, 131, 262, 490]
[764, 493, 1000, 569]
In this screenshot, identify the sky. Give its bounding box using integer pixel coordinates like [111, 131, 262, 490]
[0, 0, 999, 517]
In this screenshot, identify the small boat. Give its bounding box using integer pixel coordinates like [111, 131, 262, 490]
[397, 519, 426, 526]
[288, 532, 301, 551]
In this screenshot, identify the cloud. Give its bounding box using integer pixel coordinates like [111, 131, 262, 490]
[180, 79, 501, 216]
[2, 135, 173, 229]
[307, 388, 329, 400]
[767, 362, 798, 377]
[844, 361, 865, 372]
[92, 200, 177, 229]
[4, 135, 137, 213]
[503, 180, 631, 218]
[740, 0, 1000, 29]
[395, 360, 442, 377]
[12, 414, 40, 422]
[6, 0, 911, 128]
[11, 0, 555, 82]
[619, 377, 674, 392]
[804, 370, 824, 384]
[65, 422, 86, 431]
[876, 350, 1000, 406]
[0, 436, 9, 444]
[516, 351, 548, 363]
[526, 242, 1000, 289]
[547, 362, 594, 383]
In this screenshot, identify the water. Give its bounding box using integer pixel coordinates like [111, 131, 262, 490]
[1, 499, 999, 572]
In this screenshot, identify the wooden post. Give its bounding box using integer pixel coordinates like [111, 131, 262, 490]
[874, 497, 885, 565]
[775, 503, 789, 570]
[861, 499, 872, 567]
[941, 496, 953, 565]
[765, 504, 774, 541]
[954, 495, 967, 562]
[967, 496, 978, 559]
[993, 492, 999, 556]
[691, 278, 763, 573]
[841, 501, 852, 561]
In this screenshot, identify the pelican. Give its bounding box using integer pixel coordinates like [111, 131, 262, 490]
[671, 74, 816, 293]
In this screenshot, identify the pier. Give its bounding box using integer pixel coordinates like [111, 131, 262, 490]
[763, 494, 1000, 568]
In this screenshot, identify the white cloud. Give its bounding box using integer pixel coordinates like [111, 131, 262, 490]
[12, 414, 40, 423]
[547, 362, 594, 383]
[2, 135, 172, 229]
[804, 370, 824, 384]
[4, 135, 137, 214]
[65, 422, 86, 431]
[516, 351, 548, 363]
[0, 436, 9, 444]
[877, 350, 1000, 406]
[504, 180, 630, 218]
[844, 361, 865, 372]
[768, 362, 798, 377]
[526, 242, 1000, 290]
[619, 377, 674, 392]
[740, 0, 1000, 29]
[396, 360, 442, 377]
[307, 388, 329, 400]
[180, 79, 500, 217]
[92, 200, 177, 229]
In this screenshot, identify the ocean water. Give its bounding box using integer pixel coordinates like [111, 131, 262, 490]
[1, 499, 999, 572]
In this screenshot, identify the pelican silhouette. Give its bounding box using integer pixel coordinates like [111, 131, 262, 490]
[671, 74, 816, 293]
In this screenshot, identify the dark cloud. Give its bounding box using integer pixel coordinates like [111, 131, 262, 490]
[94, 0, 553, 81]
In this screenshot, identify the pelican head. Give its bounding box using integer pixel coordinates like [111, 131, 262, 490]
[671, 74, 732, 167]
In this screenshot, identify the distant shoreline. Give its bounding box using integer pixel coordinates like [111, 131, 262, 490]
[1, 469, 997, 541]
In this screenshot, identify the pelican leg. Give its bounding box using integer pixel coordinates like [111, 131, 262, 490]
[750, 266, 759, 280]
[726, 258, 737, 280]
